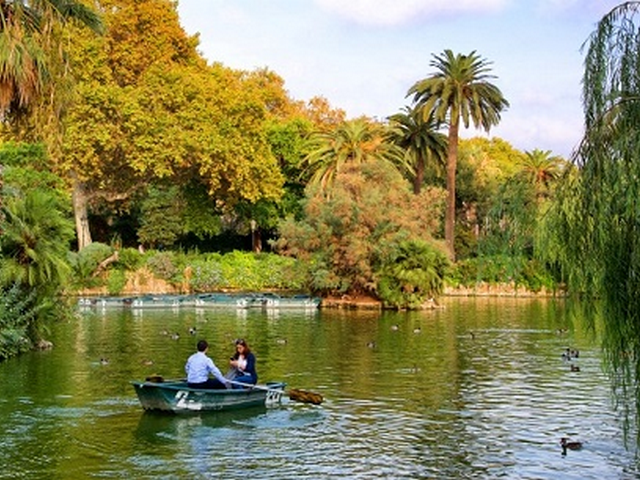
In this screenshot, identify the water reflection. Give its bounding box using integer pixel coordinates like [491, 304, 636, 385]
[0, 297, 638, 479]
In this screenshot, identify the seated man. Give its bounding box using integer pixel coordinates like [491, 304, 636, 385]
[185, 339, 228, 389]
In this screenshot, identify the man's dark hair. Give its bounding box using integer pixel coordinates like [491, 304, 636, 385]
[197, 340, 208, 352]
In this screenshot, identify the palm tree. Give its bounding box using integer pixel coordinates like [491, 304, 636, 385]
[518, 149, 563, 200]
[303, 118, 407, 192]
[388, 105, 447, 194]
[0, 188, 74, 343]
[408, 50, 509, 260]
[0, 189, 74, 292]
[0, 0, 102, 235]
[0, 0, 103, 115]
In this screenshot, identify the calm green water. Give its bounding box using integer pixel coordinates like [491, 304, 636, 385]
[0, 297, 638, 479]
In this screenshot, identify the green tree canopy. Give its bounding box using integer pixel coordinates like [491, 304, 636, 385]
[59, 0, 287, 249]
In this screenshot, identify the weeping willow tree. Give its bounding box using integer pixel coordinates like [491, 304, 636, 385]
[540, 1, 640, 440]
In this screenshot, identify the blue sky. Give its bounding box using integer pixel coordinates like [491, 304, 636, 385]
[177, 0, 622, 159]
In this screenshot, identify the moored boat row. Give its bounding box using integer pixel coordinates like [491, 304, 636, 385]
[77, 292, 322, 310]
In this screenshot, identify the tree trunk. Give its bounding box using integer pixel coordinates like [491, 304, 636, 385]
[72, 179, 92, 250]
[413, 154, 425, 194]
[445, 121, 459, 261]
[252, 227, 262, 253]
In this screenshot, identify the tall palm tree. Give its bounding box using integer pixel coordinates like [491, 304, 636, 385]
[408, 50, 509, 260]
[303, 118, 407, 192]
[388, 105, 447, 194]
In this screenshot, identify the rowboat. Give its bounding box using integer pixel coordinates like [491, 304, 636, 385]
[251, 293, 322, 309]
[130, 295, 190, 309]
[77, 296, 134, 309]
[193, 293, 251, 309]
[131, 378, 286, 413]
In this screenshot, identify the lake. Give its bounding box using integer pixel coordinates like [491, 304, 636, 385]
[0, 296, 638, 479]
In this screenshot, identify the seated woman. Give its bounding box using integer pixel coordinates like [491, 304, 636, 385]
[228, 338, 258, 388]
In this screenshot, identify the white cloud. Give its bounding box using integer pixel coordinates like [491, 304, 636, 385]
[314, 0, 509, 26]
[535, 0, 620, 17]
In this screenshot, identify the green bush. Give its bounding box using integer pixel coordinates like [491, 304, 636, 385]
[255, 253, 306, 290]
[189, 258, 225, 292]
[146, 251, 179, 281]
[185, 251, 306, 292]
[220, 251, 260, 290]
[117, 248, 145, 271]
[68, 243, 113, 288]
[106, 269, 127, 295]
[448, 255, 556, 292]
[376, 240, 450, 309]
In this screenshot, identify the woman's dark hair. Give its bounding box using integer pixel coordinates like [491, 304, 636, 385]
[235, 338, 251, 354]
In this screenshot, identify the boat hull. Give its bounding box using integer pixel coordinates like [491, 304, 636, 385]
[131, 380, 285, 413]
[194, 294, 251, 309]
[255, 294, 322, 309]
[130, 295, 190, 309]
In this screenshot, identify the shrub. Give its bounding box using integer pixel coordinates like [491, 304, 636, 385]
[376, 240, 450, 309]
[146, 251, 179, 281]
[189, 258, 225, 292]
[68, 243, 113, 288]
[117, 248, 145, 271]
[274, 162, 446, 297]
[106, 269, 127, 295]
[448, 255, 556, 292]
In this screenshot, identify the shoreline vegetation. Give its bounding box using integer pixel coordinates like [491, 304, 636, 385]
[68, 246, 560, 310]
[72, 287, 560, 311]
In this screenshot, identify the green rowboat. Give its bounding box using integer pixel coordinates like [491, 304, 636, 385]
[131, 379, 286, 413]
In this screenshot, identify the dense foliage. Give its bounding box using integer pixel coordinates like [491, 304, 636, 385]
[275, 161, 448, 306]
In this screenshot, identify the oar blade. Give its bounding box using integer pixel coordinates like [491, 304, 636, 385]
[288, 388, 323, 405]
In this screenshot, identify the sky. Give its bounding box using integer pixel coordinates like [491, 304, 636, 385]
[176, 0, 623, 159]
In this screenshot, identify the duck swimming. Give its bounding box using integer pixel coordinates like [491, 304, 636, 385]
[560, 437, 583, 455]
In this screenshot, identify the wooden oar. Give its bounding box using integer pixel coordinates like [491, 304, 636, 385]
[227, 379, 323, 405]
